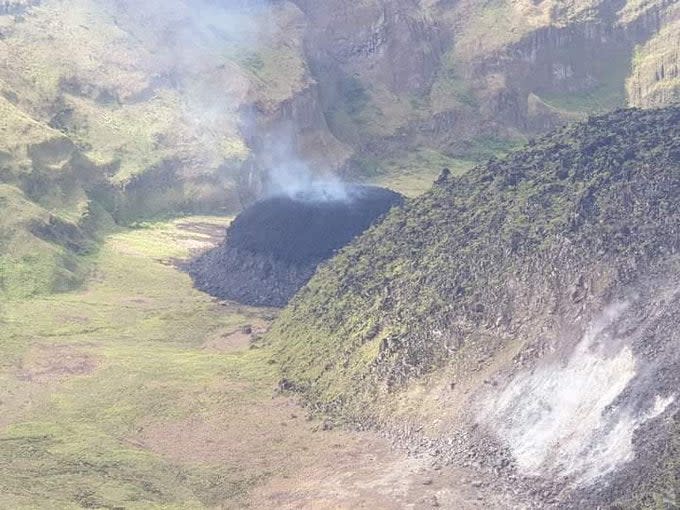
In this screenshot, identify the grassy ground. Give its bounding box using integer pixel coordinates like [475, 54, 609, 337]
[0, 216, 489, 509]
[368, 140, 523, 198]
[0, 217, 295, 509]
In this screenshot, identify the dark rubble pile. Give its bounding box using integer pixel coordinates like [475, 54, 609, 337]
[188, 185, 403, 307]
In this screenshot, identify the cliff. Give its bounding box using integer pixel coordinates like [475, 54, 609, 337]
[296, 0, 680, 176]
[0, 0, 349, 297]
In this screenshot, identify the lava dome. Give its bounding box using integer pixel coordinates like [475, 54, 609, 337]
[188, 185, 403, 307]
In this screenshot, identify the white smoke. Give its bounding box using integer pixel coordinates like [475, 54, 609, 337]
[108, 0, 348, 202]
[479, 301, 676, 485]
[257, 134, 350, 202]
[177, 0, 352, 203]
[266, 162, 351, 202]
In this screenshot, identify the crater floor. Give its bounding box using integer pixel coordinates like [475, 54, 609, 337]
[0, 217, 503, 509]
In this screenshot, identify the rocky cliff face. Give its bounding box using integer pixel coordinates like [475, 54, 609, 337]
[1, 0, 678, 202]
[627, 3, 680, 107]
[268, 106, 680, 508]
[294, 0, 680, 169]
[295, 0, 444, 96]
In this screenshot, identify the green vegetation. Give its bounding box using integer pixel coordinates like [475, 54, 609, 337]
[540, 81, 626, 114]
[327, 79, 414, 141]
[0, 0, 305, 185]
[0, 1, 678, 505]
[0, 217, 288, 508]
[540, 52, 631, 113]
[459, 135, 525, 161]
[451, 0, 525, 59]
[0, 93, 111, 299]
[368, 149, 476, 197]
[2, 0, 677, 304]
[269, 105, 680, 507]
[430, 57, 479, 113]
[0, 0, 312, 301]
[627, 16, 680, 108]
[1, 215, 398, 508]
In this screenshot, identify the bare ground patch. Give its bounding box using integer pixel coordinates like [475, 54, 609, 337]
[173, 220, 228, 260]
[131, 392, 504, 509]
[249, 438, 509, 510]
[202, 323, 269, 352]
[16, 344, 98, 384]
[1, 344, 100, 429]
[133, 396, 322, 466]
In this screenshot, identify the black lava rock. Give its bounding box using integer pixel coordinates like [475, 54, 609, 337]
[188, 185, 403, 307]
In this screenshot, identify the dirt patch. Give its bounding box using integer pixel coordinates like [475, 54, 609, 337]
[174, 221, 227, 255]
[175, 221, 227, 240]
[203, 330, 252, 352]
[133, 396, 316, 466]
[249, 433, 513, 509]
[131, 392, 509, 509]
[202, 324, 269, 352]
[16, 344, 98, 383]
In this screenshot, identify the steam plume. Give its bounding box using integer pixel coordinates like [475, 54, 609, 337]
[112, 0, 349, 203]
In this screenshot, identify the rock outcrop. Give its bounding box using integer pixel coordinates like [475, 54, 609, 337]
[295, 0, 680, 167]
[627, 4, 680, 107]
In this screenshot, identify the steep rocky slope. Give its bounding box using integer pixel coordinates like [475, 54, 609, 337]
[269, 106, 680, 508]
[298, 0, 680, 175]
[628, 11, 680, 107]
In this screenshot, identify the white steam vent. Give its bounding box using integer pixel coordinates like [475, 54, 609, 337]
[259, 134, 351, 203]
[480, 302, 675, 484]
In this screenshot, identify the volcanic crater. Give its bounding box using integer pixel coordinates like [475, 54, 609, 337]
[188, 185, 403, 307]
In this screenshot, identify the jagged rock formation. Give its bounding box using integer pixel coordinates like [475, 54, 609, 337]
[269, 106, 680, 508]
[188, 185, 403, 307]
[628, 10, 680, 107]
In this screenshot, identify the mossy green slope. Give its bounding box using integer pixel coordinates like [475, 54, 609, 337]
[0, 94, 115, 298]
[0, 0, 306, 186]
[0, 0, 313, 299]
[271, 106, 680, 412]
